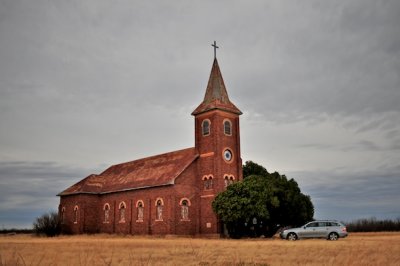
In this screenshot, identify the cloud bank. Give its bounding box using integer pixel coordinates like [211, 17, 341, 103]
[0, 0, 399, 227]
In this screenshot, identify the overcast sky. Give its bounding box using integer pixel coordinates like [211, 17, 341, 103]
[1, 0, 399, 229]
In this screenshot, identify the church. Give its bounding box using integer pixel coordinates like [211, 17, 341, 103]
[58, 47, 243, 236]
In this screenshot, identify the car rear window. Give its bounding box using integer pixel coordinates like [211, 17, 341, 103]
[325, 222, 339, 226]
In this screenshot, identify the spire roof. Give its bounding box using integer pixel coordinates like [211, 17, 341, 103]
[192, 58, 242, 116]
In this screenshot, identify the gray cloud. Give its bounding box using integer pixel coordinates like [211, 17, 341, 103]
[289, 167, 400, 221]
[0, 161, 102, 228]
[234, 0, 400, 123]
[297, 139, 393, 152]
[0, 0, 399, 227]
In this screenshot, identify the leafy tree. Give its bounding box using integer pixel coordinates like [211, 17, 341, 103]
[33, 212, 61, 237]
[243, 160, 268, 178]
[212, 175, 278, 238]
[213, 161, 314, 238]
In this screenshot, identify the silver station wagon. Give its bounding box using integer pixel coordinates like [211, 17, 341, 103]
[280, 220, 348, 241]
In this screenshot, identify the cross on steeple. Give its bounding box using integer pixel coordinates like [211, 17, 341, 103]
[211, 41, 219, 59]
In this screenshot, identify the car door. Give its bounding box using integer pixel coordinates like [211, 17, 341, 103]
[301, 222, 319, 238]
[315, 222, 329, 238]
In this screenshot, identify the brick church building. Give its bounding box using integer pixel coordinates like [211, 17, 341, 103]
[58, 53, 243, 236]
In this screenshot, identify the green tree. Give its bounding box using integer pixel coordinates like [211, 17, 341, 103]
[212, 175, 279, 237]
[213, 161, 314, 238]
[243, 160, 268, 178]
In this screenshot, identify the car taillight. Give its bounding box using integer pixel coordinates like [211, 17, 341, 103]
[342, 227, 347, 232]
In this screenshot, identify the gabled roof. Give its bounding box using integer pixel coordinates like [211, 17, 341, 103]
[192, 58, 242, 116]
[58, 147, 198, 196]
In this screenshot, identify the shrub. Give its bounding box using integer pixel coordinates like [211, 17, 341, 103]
[346, 217, 400, 232]
[33, 211, 61, 237]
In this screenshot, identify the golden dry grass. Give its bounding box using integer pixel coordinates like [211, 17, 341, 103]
[0, 232, 399, 266]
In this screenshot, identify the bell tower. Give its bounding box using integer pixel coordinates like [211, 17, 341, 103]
[192, 45, 242, 235]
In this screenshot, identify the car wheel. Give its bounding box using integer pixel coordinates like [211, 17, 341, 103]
[328, 232, 339, 241]
[287, 232, 297, 241]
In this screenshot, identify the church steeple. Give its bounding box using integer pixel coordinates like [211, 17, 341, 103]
[192, 58, 242, 116]
[192, 46, 243, 234]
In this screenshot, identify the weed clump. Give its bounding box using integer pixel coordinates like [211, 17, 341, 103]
[33, 212, 61, 237]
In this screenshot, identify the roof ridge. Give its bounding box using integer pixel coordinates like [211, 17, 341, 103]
[100, 147, 196, 174]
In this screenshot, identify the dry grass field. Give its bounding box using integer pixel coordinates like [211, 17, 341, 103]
[0, 232, 399, 266]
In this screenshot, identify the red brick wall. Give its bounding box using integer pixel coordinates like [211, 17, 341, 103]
[59, 161, 202, 235]
[194, 110, 242, 186]
[59, 194, 99, 234]
[194, 109, 243, 235]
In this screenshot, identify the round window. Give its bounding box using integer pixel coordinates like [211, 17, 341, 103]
[223, 149, 233, 162]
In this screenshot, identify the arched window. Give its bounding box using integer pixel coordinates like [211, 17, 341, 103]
[136, 200, 144, 222]
[203, 175, 213, 190]
[224, 175, 235, 187]
[202, 120, 210, 136]
[61, 207, 65, 224]
[224, 120, 232, 136]
[224, 176, 229, 187]
[180, 198, 191, 220]
[208, 176, 213, 189]
[73, 205, 79, 223]
[155, 199, 164, 221]
[103, 203, 110, 223]
[119, 202, 126, 223]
